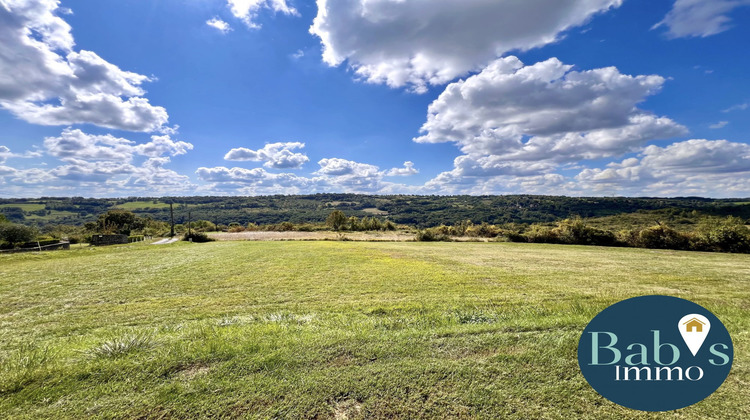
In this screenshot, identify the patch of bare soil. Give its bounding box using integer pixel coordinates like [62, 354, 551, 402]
[333, 399, 363, 420]
[174, 364, 210, 380]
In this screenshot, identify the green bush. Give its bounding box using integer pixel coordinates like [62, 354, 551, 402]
[183, 232, 214, 243]
[466, 222, 500, 238]
[296, 223, 317, 232]
[278, 221, 295, 231]
[228, 225, 246, 233]
[348, 216, 362, 231]
[191, 220, 216, 232]
[524, 224, 558, 243]
[415, 228, 451, 242]
[67, 235, 85, 245]
[694, 216, 750, 253]
[616, 229, 639, 247]
[0, 223, 38, 248]
[326, 210, 347, 231]
[552, 218, 617, 246]
[97, 209, 142, 235]
[636, 224, 690, 250]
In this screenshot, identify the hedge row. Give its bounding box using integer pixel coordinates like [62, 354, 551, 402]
[416, 217, 750, 254]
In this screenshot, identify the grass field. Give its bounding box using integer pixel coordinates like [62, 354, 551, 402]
[0, 241, 748, 419]
[23, 210, 79, 221]
[0, 203, 45, 211]
[113, 201, 171, 210]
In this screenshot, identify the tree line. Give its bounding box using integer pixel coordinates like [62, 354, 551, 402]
[3, 194, 750, 229]
[415, 216, 750, 254]
[2, 201, 750, 255]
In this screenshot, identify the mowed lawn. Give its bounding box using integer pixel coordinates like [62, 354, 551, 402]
[0, 241, 748, 419]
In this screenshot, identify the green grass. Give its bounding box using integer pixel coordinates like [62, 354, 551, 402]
[113, 201, 171, 210]
[24, 210, 79, 221]
[0, 203, 45, 211]
[0, 241, 748, 419]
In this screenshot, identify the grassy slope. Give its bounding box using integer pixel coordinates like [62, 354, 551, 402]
[0, 242, 748, 419]
[113, 201, 170, 210]
[0, 203, 45, 211]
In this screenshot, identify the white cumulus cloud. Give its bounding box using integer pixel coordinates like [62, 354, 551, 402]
[224, 142, 309, 169]
[310, 0, 622, 92]
[207, 17, 233, 33]
[44, 128, 193, 162]
[196, 157, 419, 194]
[415, 56, 686, 180]
[386, 161, 418, 176]
[722, 103, 748, 113]
[0, 0, 168, 131]
[0, 145, 42, 164]
[576, 139, 750, 196]
[654, 0, 750, 39]
[226, 0, 298, 28]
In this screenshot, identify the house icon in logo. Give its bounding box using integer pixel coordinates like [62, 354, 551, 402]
[683, 317, 706, 333]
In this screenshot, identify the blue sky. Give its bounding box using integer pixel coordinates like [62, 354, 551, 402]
[1, 0, 749, 198]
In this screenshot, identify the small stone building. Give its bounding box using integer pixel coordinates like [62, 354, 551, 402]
[90, 234, 129, 246]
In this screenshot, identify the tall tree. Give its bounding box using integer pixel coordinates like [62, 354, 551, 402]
[326, 210, 347, 231]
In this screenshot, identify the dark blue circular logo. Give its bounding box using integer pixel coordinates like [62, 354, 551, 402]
[578, 296, 733, 411]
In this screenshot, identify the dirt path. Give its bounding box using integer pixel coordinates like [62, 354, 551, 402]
[151, 237, 180, 245]
[208, 231, 415, 242]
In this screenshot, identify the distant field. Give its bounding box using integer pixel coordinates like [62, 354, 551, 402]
[113, 201, 170, 210]
[0, 242, 748, 418]
[0, 203, 45, 211]
[24, 210, 79, 221]
[208, 231, 415, 241]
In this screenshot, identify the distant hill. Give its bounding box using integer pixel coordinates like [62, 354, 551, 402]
[1, 194, 749, 228]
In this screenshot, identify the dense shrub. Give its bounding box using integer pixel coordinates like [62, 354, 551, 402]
[0, 223, 38, 247]
[348, 216, 362, 231]
[183, 232, 214, 243]
[191, 220, 216, 232]
[295, 223, 318, 232]
[415, 228, 451, 242]
[324, 211, 392, 232]
[694, 216, 750, 253]
[363, 217, 383, 231]
[636, 224, 691, 250]
[326, 210, 347, 231]
[524, 224, 557, 243]
[97, 210, 143, 235]
[278, 221, 295, 231]
[494, 223, 525, 242]
[466, 222, 500, 238]
[616, 229, 640, 247]
[552, 218, 618, 246]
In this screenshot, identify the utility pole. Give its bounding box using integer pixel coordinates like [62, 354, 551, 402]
[169, 202, 175, 237]
[188, 210, 192, 236]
